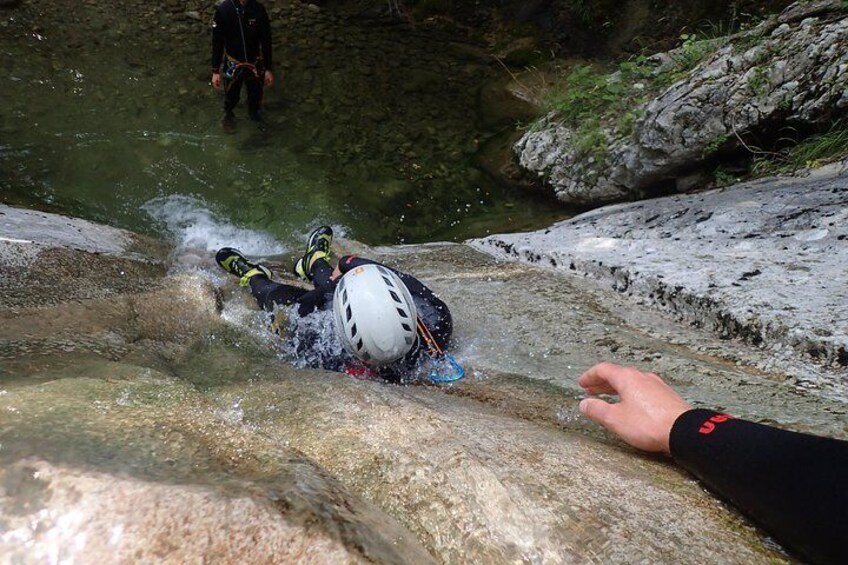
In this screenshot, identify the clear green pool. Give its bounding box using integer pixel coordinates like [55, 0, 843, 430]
[0, 1, 570, 246]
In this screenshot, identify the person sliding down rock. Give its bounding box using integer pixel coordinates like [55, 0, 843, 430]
[216, 226, 454, 381]
[210, 0, 274, 130]
[578, 362, 848, 565]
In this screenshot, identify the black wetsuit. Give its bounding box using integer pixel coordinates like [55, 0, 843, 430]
[247, 255, 452, 378]
[211, 0, 272, 119]
[670, 409, 848, 564]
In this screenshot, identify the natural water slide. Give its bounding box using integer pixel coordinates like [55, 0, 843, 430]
[2, 204, 844, 563]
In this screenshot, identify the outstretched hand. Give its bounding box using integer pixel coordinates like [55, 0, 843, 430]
[578, 362, 692, 454]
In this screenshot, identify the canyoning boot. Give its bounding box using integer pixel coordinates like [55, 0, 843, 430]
[216, 247, 272, 287]
[293, 226, 333, 282]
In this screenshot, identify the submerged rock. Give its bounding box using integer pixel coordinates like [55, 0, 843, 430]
[517, 0, 848, 205]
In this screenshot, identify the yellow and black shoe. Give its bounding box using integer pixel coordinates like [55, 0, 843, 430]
[293, 226, 333, 281]
[215, 247, 272, 287]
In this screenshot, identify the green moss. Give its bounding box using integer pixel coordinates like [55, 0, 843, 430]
[747, 65, 770, 99]
[539, 61, 650, 141]
[703, 134, 730, 158]
[573, 120, 609, 161]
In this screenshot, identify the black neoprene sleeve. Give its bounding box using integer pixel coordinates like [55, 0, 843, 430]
[669, 408, 848, 564]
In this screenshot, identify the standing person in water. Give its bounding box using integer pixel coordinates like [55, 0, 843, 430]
[579, 362, 847, 565]
[210, 0, 274, 129]
[215, 226, 454, 381]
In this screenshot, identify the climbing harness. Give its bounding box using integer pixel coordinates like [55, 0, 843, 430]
[417, 317, 464, 384]
[223, 54, 261, 86]
[222, 0, 263, 92]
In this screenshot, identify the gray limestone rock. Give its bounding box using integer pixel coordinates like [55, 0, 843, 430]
[3, 203, 846, 563]
[473, 161, 848, 396]
[517, 1, 848, 205]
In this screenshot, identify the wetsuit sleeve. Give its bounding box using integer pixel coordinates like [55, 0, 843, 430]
[211, 4, 226, 71]
[669, 408, 848, 564]
[260, 4, 272, 69]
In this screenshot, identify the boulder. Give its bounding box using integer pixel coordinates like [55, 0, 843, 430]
[516, 1, 848, 205]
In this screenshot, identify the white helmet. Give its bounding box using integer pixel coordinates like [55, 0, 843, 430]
[333, 264, 418, 365]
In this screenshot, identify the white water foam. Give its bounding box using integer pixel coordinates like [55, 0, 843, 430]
[143, 194, 290, 278]
[143, 194, 288, 256]
[277, 307, 347, 371]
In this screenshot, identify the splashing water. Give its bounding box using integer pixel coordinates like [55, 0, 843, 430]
[143, 195, 288, 257]
[141, 196, 358, 373]
[215, 397, 245, 426]
[276, 307, 348, 372]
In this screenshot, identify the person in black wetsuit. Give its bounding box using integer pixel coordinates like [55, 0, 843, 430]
[578, 362, 847, 565]
[215, 226, 453, 380]
[210, 0, 274, 127]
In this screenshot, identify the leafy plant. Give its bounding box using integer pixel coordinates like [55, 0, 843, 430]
[714, 166, 740, 187]
[672, 32, 727, 72]
[751, 123, 848, 176]
[703, 134, 730, 158]
[541, 62, 649, 138]
[747, 66, 770, 98]
[573, 120, 609, 161]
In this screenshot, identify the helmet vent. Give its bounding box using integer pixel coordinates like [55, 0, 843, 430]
[356, 339, 364, 351]
[382, 276, 393, 287]
[401, 323, 412, 332]
[351, 323, 358, 337]
[346, 305, 352, 322]
[396, 308, 408, 319]
[342, 289, 348, 303]
[389, 290, 401, 304]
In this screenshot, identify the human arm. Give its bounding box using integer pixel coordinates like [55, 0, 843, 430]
[578, 362, 691, 453]
[578, 362, 848, 564]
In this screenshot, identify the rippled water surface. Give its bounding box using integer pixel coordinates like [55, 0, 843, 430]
[0, 1, 569, 246]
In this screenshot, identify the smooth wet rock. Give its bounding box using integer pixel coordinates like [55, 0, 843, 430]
[473, 161, 848, 397]
[0, 368, 434, 564]
[0, 205, 169, 308]
[3, 205, 847, 563]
